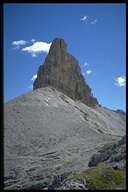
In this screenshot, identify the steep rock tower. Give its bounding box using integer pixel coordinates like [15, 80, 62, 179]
[33, 38, 98, 107]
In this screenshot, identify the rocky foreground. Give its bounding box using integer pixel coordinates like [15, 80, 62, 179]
[88, 135, 126, 169]
[37, 136, 126, 190]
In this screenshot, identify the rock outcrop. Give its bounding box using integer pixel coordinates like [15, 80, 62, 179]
[33, 38, 98, 107]
[115, 109, 126, 116]
[88, 135, 126, 170]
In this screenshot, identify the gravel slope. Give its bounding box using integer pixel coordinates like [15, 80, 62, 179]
[4, 87, 126, 189]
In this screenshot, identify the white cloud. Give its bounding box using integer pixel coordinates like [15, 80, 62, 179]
[84, 62, 88, 66]
[31, 74, 37, 81]
[80, 15, 98, 27]
[31, 39, 36, 42]
[12, 40, 27, 46]
[11, 46, 20, 50]
[86, 70, 92, 74]
[22, 41, 51, 57]
[80, 15, 88, 21]
[114, 76, 126, 87]
[91, 19, 97, 25]
[12, 40, 27, 49]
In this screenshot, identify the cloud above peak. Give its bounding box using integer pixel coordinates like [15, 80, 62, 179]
[91, 19, 98, 25]
[84, 62, 89, 66]
[80, 15, 98, 26]
[22, 41, 51, 57]
[11, 39, 51, 57]
[80, 15, 88, 21]
[31, 39, 36, 42]
[12, 40, 27, 49]
[86, 70, 92, 75]
[114, 76, 126, 87]
[12, 40, 27, 46]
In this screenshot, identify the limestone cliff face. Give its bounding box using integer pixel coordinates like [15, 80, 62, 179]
[33, 38, 98, 107]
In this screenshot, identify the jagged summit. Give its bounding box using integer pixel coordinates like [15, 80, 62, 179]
[33, 38, 98, 107]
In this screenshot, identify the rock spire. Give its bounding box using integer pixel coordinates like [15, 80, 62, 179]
[33, 38, 98, 107]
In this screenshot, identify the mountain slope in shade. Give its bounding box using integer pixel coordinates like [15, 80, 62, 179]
[4, 87, 126, 189]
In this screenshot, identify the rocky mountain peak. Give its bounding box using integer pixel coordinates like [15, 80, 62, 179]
[33, 38, 98, 107]
[51, 38, 67, 50]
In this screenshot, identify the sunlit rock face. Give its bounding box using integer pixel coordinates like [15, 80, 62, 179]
[33, 38, 98, 107]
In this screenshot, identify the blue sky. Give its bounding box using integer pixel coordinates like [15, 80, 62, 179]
[4, 3, 126, 111]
